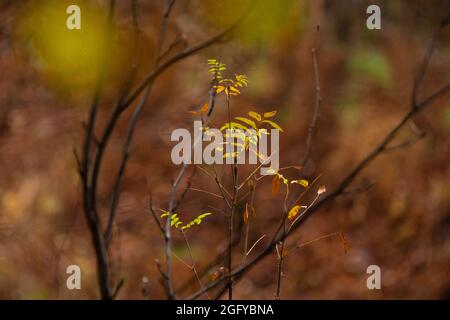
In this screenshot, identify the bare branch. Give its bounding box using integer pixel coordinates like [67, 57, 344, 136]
[79, 0, 117, 300]
[155, 259, 172, 299]
[301, 25, 322, 167]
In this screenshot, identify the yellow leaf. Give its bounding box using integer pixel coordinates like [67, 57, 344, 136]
[276, 173, 288, 185]
[291, 179, 309, 188]
[235, 117, 257, 130]
[216, 86, 225, 94]
[160, 211, 170, 218]
[235, 74, 248, 86]
[171, 216, 179, 226]
[263, 110, 277, 118]
[181, 212, 213, 230]
[288, 205, 301, 220]
[248, 111, 262, 122]
[229, 86, 240, 94]
[220, 122, 248, 131]
[262, 119, 283, 131]
[223, 152, 239, 158]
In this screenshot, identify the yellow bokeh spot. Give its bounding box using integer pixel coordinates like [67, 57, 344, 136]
[17, 0, 127, 92]
[202, 0, 304, 47]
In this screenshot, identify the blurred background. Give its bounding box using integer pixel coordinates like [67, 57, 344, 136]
[0, 0, 449, 299]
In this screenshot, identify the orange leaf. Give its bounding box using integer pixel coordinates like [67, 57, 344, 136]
[272, 176, 280, 195]
[282, 247, 289, 258]
[243, 204, 249, 224]
[199, 103, 208, 116]
[247, 179, 254, 191]
[189, 102, 208, 116]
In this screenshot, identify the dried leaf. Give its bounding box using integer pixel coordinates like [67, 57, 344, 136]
[247, 179, 254, 191]
[272, 176, 280, 195]
[210, 271, 220, 282]
[243, 204, 249, 224]
[199, 103, 208, 115]
[317, 185, 327, 195]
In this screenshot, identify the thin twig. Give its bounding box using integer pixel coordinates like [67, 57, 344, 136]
[246, 234, 267, 256]
[186, 187, 223, 199]
[155, 259, 171, 298]
[173, 167, 197, 212]
[226, 92, 239, 300]
[182, 231, 212, 300]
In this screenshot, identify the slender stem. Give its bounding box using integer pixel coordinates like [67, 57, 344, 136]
[226, 93, 238, 300]
[182, 231, 211, 300]
[243, 177, 257, 262]
[275, 183, 290, 300]
[275, 240, 285, 300]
